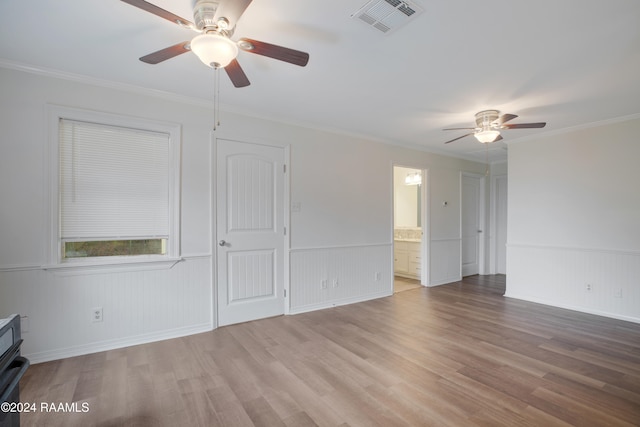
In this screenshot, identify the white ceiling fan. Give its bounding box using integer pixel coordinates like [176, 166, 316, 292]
[120, 0, 310, 88]
[443, 110, 546, 144]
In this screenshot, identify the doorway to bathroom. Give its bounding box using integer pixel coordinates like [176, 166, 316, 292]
[393, 165, 427, 293]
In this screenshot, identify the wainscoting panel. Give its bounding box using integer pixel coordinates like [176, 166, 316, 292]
[0, 255, 213, 363]
[429, 238, 461, 286]
[507, 244, 640, 323]
[290, 244, 393, 313]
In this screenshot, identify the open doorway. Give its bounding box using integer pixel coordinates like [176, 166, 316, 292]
[393, 166, 426, 293]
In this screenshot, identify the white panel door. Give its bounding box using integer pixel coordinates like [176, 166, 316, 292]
[461, 174, 483, 277]
[216, 139, 285, 326]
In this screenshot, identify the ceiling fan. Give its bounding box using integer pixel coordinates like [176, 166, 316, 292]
[120, 0, 310, 88]
[443, 110, 546, 144]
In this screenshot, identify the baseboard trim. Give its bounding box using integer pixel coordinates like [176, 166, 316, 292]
[24, 322, 213, 364]
[503, 292, 640, 325]
[429, 276, 462, 287]
[289, 291, 391, 315]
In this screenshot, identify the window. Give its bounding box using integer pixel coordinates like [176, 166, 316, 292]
[48, 106, 180, 266]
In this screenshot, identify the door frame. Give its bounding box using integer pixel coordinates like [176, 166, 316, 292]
[391, 163, 429, 287]
[211, 136, 291, 329]
[460, 172, 486, 276]
[490, 173, 508, 274]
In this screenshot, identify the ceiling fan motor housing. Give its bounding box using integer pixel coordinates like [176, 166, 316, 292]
[194, 0, 229, 33]
[475, 110, 500, 129]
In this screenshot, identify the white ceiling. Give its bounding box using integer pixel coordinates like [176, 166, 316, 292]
[1, 0, 639, 162]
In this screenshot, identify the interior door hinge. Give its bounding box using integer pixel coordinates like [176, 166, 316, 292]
[284, 289, 287, 297]
[283, 164, 286, 173]
[284, 227, 287, 235]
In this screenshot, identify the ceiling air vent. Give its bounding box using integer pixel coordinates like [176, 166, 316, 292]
[351, 0, 424, 35]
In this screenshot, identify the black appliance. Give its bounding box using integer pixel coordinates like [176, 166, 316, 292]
[0, 314, 29, 427]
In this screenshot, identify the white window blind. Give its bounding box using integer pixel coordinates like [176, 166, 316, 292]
[59, 119, 170, 241]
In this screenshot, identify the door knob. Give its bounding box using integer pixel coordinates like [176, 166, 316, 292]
[218, 240, 226, 247]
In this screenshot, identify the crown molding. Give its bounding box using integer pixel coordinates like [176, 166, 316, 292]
[0, 59, 216, 109]
[506, 112, 640, 145]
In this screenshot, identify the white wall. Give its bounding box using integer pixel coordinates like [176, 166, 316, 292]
[506, 116, 640, 323]
[0, 67, 214, 362]
[0, 66, 486, 361]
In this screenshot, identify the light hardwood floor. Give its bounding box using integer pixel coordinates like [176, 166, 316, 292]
[393, 277, 422, 293]
[18, 275, 640, 426]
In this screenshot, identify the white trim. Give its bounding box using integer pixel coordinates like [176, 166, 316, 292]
[0, 254, 211, 273]
[490, 174, 508, 274]
[506, 112, 640, 146]
[0, 264, 41, 272]
[0, 60, 510, 164]
[212, 133, 220, 329]
[24, 322, 213, 364]
[422, 168, 430, 286]
[506, 243, 640, 256]
[1, 59, 215, 110]
[288, 290, 390, 315]
[5, 60, 640, 164]
[283, 145, 292, 315]
[41, 257, 183, 276]
[503, 293, 640, 325]
[45, 104, 182, 266]
[391, 163, 429, 287]
[213, 137, 289, 326]
[291, 242, 393, 252]
[179, 253, 213, 260]
[428, 278, 460, 287]
[461, 172, 486, 275]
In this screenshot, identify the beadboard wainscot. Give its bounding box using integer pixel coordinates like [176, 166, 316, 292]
[289, 244, 393, 313]
[0, 254, 213, 363]
[429, 237, 462, 286]
[506, 244, 640, 323]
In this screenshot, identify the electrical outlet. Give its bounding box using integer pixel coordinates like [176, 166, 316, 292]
[92, 307, 103, 323]
[614, 288, 622, 298]
[585, 284, 592, 292]
[20, 315, 29, 333]
[321, 279, 328, 289]
[333, 279, 339, 288]
[374, 272, 381, 281]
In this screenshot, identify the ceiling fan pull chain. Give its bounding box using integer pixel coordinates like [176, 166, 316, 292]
[213, 67, 221, 131]
[485, 142, 490, 176]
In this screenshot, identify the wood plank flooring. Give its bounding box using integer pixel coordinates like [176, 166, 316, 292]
[394, 277, 422, 293]
[18, 275, 640, 426]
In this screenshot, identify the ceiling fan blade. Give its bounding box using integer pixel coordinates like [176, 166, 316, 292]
[496, 113, 518, 125]
[139, 42, 191, 64]
[120, 0, 194, 28]
[238, 38, 309, 66]
[443, 127, 476, 131]
[224, 59, 251, 88]
[444, 133, 474, 144]
[214, 0, 253, 30]
[494, 134, 504, 142]
[502, 122, 547, 129]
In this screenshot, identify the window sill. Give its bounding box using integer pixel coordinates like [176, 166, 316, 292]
[42, 257, 183, 275]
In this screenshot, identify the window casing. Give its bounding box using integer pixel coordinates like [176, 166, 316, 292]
[47, 106, 181, 267]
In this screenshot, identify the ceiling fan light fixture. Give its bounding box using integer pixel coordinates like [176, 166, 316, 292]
[190, 33, 238, 68]
[474, 130, 501, 143]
